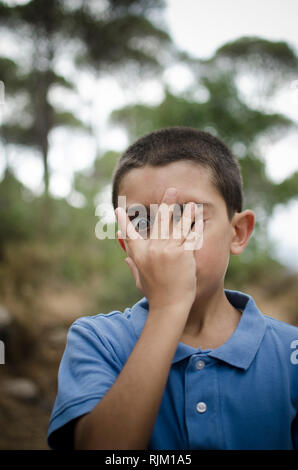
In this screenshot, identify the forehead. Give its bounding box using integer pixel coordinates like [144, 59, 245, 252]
[118, 161, 223, 211]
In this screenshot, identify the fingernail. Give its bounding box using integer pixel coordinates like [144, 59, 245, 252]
[167, 188, 177, 196]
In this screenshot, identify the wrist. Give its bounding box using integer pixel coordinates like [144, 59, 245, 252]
[147, 302, 190, 328]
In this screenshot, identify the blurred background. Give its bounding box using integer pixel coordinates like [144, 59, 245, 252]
[0, 0, 297, 450]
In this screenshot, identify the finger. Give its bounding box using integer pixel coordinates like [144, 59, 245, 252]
[117, 229, 131, 257]
[150, 187, 177, 240]
[116, 206, 143, 257]
[183, 203, 204, 251]
[174, 202, 196, 244]
[116, 207, 142, 241]
[125, 256, 143, 293]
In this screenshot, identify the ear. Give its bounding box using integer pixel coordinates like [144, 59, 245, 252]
[116, 230, 127, 253]
[230, 210, 255, 255]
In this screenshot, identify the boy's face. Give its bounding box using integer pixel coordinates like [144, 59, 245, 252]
[117, 160, 254, 297]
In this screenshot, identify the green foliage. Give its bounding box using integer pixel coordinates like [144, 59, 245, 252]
[272, 172, 298, 206]
[226, 239, 285, 290]
[0, 0, 171, 196]
[214, 36, 298, 76]
[73, 151, 120, 206]
[0, 57, 20, 92]
[0, 170, 37, 252]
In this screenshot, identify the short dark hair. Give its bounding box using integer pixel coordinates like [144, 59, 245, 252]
[111, 126, 243, 221]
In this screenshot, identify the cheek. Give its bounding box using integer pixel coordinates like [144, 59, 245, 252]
[194, 226, 230, 271]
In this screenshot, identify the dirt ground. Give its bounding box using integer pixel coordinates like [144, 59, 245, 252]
[0, 284, 88, 450]
[0, 279, 297, 450]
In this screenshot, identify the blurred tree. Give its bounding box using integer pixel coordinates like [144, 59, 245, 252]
[73, 150, 120, 207]
[0, 169, 34, 253]
[0, 0, 171, 197]
[209, 36, 298, 107]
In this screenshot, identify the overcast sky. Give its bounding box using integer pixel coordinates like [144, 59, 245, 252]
[166, 0, 298, 59]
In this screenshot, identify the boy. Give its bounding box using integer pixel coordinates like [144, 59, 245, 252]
[47, 127, 298, 450]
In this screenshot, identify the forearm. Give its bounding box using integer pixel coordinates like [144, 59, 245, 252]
[74, 306, 188, 450]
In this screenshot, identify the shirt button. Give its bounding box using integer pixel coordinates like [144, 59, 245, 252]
[195, 360, 205, 370]
[196, 402, 207, 413]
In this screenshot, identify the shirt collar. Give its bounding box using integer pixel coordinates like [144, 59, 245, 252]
[129, 289, 267, 371]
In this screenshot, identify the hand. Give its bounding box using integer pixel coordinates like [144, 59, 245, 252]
[115, 187, 203, 313]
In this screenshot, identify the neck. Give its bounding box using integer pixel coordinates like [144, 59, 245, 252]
[181, 286, 241, 349]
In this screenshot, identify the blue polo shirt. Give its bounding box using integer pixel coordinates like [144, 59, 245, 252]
[47, 289, 298, 450]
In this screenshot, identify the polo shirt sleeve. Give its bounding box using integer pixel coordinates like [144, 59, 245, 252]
[47, 317, 123, 450]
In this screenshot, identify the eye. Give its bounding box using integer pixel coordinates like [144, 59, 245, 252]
[191, 219, 207, 229]
[132, 216, 151, 233]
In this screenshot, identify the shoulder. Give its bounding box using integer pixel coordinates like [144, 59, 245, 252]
[263, 314, 298, 340]
[261, 314, 298, 368]
[69, 296, 149, 343]
[71, 307, 133, 338]
[258, 315, 298, 407]
[67, 304, 144, 361]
